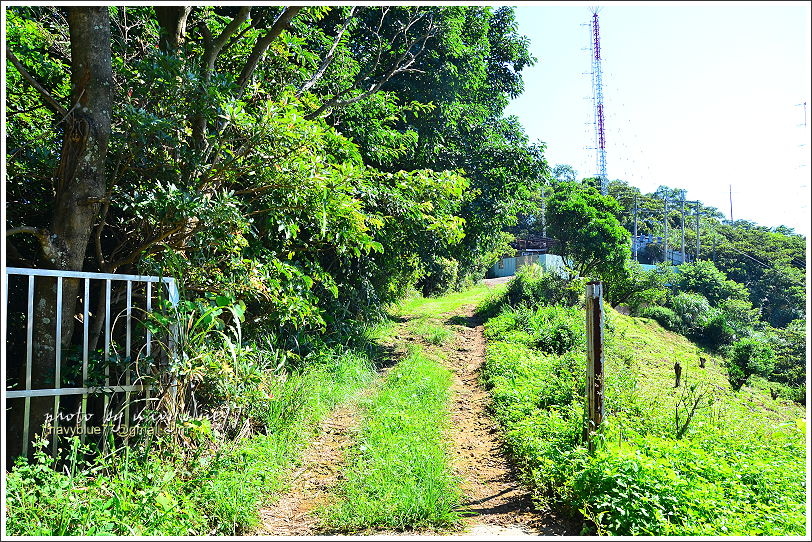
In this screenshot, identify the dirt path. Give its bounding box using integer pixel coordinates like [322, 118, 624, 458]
[254, 282, 578, 536]
[440, 306, 577, 536]
[253, 402, 361, 536]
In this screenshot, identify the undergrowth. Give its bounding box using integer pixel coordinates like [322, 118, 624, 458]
[325, 347, 461, 532]
[4, 348, 376, 535]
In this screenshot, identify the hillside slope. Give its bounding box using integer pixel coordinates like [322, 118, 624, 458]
[481, 294, 806, 536]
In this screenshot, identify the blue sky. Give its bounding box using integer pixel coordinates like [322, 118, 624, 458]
[505, 1, 811, 235]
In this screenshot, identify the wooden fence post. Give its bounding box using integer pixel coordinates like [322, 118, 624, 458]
[585, 281, 604, 452]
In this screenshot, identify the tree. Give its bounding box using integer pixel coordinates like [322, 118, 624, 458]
[7, 6, 111, 278]
[767, 318, 806, 390]
[749, 263, 805, 328]
[551, 164, 577, 183]
[605, 261, 670, 311]
[5, 5, 539, 361]
[4, 5, 483, 343]
[6, 6, 113, 448]
[544, 181, 629, 283]
[325, 6, 544, 283]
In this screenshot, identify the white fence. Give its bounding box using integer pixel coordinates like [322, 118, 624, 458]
[3, 267, 178, 458]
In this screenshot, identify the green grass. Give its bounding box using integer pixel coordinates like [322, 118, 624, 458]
[5, 349, 376, 536]
[396, 283, 497, 317]
[325, 347, 461, 532]
[409, 316, 454, 345]
[482, 300, 806, 536]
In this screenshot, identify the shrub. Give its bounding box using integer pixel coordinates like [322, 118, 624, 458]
[718, 298, 760, 335]
[698, 310, 735, 349]
[419, 256, 459, 297]
[504, 264, 584, 308]
[727, 338, 775, 390]
[607, 261, 670, 313]
[5, 343, 376, 536]
[765, 318, 806, 390]
[572, 450, 680, 535]
[639, 305, 680, 331]
[529, 306, 584, 355]
[676, 260, 750, 305]
[669, 292, 712, 336]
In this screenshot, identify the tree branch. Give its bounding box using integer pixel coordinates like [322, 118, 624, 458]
[236, 6, 303, 92]
[6, 48, 68, 117]
[296, 6, 355, 97]
[304, 12, 436, 119]
[106, 222, 187, 271]
[6, 226, 65, 265]
[203, 6, 252, 78]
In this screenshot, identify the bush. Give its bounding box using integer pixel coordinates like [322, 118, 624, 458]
[717, 298, 760, 337]
[639, 305, 680, 331]
[765, 318, 806, 390]
[418, 256, 459, 297]
[483, 301, 806, 536]
[529, 306, 584, 355]
[607, 261, 670, 313]
[5, 343, 376, 536]
[504, 264, 585, 308]
[676, 260, 750, 305]
[698, 311, 735, 349]
[727, 338, 775, 390]
[669, 292, 713, 336]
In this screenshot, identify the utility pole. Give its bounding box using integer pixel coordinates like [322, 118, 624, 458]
[729, 184, 733, 223]
[633, 194, 638, 262]
[663, 196, 669, 264]
[680, 192, 686, 265]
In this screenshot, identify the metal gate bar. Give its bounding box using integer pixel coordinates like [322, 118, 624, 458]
[4, 267, 178, 458]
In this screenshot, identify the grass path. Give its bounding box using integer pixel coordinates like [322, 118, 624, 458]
[254, 282, 577, 536]
[390, 280, 578, 535]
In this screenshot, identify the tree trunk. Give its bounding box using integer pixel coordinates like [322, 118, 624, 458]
[154, 6, 191, 52]
[24, 7, 113, 452]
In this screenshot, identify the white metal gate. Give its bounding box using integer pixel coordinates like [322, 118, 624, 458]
[3, 267, 178, 457]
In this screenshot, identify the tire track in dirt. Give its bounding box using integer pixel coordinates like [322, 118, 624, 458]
[253, 345, 400, 536]
[252, 401, 361, 536]
[438, 305, 579, 536]
[253, 289, 579, 536]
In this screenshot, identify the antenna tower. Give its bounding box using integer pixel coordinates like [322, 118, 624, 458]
[590, 9, 608, 194]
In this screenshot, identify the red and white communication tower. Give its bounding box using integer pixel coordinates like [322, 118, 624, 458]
[590, 9, 608, 194]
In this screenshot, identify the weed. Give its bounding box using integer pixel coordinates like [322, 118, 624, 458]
[4, 347, 376, 536]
